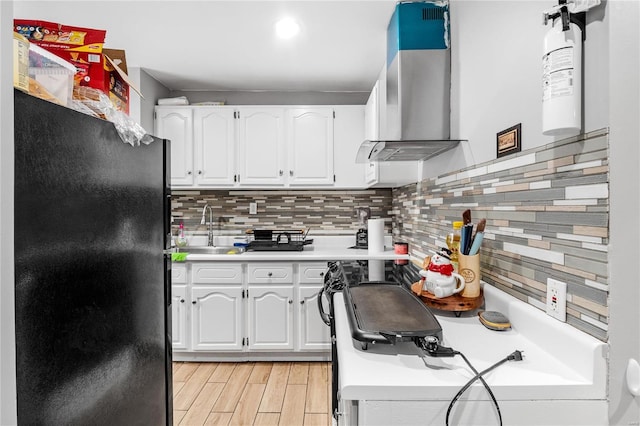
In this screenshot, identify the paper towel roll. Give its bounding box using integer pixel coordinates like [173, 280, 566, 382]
[367, 218, 385, 253]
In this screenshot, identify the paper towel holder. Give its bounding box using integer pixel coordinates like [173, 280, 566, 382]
[367, 218, 386, 254]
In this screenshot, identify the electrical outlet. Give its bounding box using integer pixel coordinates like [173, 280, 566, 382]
[249, 202, 257, 215]
[546, 278, 567, 322]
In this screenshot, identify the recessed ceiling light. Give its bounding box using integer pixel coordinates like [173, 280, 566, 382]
[275, 17, 300, 39]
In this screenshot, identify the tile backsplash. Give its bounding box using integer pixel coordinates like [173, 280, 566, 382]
[171, 189, 393, 236]
[392, 128, 609, 341]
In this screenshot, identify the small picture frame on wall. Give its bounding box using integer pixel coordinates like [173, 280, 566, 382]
[496, 123, 522, 158]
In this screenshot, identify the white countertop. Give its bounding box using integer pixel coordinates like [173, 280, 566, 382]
[183, 246, 409, 261]
[175, 235, 411, 262]
[336, 283, 607, 402]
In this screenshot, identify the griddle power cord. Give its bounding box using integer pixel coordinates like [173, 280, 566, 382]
[445, 350, 522, 426]
[417, 339, 523, 426]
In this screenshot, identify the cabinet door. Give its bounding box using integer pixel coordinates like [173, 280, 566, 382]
[364, 83, 380, 186]
[171, 285, 188, 350]
[333, 106, 366, 188]
[154, 107, 194, 186]
[248, 286, 294, 350]
[191, 286, 243, 351]
[193, 107, 236, 186]
[286, 108, 334, 186]
[237, 107, 286, 185]
[297, 285, 330, 351]
[364, 82, 379, 141]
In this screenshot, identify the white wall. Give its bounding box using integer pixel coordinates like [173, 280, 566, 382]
[128, 67, 170, 135]
[422, 0, 610, 179]
[1, 2, 17, 424]
[607, 1, 640, 424]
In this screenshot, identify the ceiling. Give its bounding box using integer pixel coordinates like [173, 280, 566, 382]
[14, 1, 398, 93]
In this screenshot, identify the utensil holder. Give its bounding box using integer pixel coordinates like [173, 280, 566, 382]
[458, 252, 480, 298]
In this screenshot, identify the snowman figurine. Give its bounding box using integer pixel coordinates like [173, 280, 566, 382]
[419, 248, 466, 298]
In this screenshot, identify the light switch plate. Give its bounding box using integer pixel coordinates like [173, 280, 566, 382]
[249, 202, 257, 215]
[546, 278, 567, 322]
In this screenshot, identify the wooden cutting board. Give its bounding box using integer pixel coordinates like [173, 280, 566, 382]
[411, 281, 483, 313]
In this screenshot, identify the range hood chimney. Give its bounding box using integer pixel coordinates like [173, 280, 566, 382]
[356, 1, 462, 163]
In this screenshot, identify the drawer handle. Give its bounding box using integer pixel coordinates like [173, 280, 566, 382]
[300, 300, 305, 305]
[180, 299, 185, 303]
[288, 299, 293, 304]
[319, 272, 324, 277]
[192, 300, 196, 304]
[268, 272, 273, 277]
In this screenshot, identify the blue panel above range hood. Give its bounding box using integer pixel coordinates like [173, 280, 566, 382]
[387, 1, 449, 66]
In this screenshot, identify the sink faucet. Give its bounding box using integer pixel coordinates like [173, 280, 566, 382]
[200, 204, 215, 246]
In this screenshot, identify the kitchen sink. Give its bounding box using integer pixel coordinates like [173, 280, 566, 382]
[179, 246, 244, 255]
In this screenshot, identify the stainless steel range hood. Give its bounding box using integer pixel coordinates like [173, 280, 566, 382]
[356, 1, 462, 163]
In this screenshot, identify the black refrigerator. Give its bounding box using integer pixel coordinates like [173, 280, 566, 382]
[13, 89, 173, 425]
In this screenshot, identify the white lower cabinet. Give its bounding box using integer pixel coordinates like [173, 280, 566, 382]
[191, 286, 244, 351]
[188, 262, 244, 352]
[172, 261, 331, 358]
[171, 264, 188, 350]
[296, 262, 330, 351]
[297, 285, 330, 351]
[247, 285, 294, 350]
[171, 284, 188, 350]
[247, 263, 295, 351]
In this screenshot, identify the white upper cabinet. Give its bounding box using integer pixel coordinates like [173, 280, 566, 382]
[154, 107, 194, 186]
[156, 104, 370, 188]
[286, 108, 334, 186]
[364, 82, 380, 185]
[193, 107, 236, 186]
[363, 67, 419, 189]
[364, 81, 380, 141]
[237, 107, 286, 186]
[333, 105, 366, 188]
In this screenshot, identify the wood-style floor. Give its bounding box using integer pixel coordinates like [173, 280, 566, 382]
[172, 362, 332, 426]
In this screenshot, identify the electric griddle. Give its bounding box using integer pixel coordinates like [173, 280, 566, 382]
[343, 280, 443, 350]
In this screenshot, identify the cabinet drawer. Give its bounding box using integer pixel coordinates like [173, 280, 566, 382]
[248, 263, 293, 284]
[192, 263, 243, 284]
[298, 262, 329, 284]
[172, 264, 187, 284]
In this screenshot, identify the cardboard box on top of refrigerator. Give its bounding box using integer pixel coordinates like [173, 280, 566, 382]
[13, 32, 29, 92]
[102, 48, 143, 115]
[14, 20, 142, 114]
[14, 19, 106, 90]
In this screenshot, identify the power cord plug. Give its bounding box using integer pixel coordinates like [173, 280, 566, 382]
[507, 350, 524, 362]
